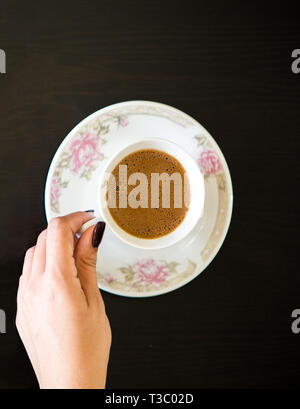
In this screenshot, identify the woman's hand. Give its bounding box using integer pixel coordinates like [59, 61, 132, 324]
[16, 212, 111, 389]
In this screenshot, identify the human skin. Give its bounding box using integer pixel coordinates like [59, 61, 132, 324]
[16, 212, 111, 389]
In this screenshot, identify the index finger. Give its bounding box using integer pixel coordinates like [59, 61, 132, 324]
[46, 212, 94, 272]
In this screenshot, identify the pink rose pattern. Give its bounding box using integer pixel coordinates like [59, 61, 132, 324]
[50, 177, 61, 203]
[50, 115, 129, 213]
[198, 149, 223, 176]
[103, 273, 114, 284]
[70, 129, 101, 174]
[119, 115, 129, 127]
[132, 259, 170, 284]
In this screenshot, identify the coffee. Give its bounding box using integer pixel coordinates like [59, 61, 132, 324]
[107, 149, 190, 239]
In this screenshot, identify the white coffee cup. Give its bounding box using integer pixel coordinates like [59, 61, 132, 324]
[78, 138, 205, 249]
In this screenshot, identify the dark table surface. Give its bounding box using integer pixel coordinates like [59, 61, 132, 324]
[0, 0, 299, 389]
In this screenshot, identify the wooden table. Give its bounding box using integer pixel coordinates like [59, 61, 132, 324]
[0, 0, 299, 388]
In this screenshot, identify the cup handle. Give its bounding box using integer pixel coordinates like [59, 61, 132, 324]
[77, 217, 104, 237]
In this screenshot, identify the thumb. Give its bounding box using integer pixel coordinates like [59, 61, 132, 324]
[74, 221, 106, 302]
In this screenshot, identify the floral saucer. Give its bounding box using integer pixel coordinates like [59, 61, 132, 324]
[44, 101, 233, 297]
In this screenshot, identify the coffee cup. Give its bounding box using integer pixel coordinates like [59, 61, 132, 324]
[78, 138, 205, 249]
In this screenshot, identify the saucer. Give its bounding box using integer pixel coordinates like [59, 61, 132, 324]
[44, 101, 233, 297]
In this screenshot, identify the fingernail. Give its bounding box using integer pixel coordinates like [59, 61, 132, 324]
[92, 222, 106, 248]
[85, 209, 95, 213]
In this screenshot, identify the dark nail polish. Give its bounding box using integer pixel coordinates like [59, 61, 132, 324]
[85, 209, 95, 213]
[92, 222, 106, 248]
